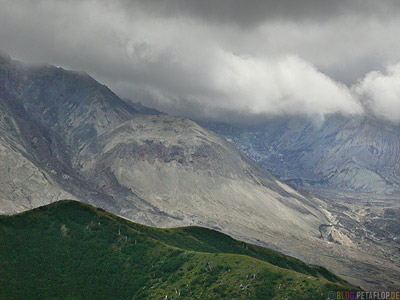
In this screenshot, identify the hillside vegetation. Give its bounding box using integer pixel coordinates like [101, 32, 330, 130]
[0, 200, 357, 299]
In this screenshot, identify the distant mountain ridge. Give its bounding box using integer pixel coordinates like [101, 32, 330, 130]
[204, 114, 400, 195]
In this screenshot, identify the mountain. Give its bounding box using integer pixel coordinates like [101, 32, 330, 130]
[0, 51, 141, 214]
[0, 200, 355, 300]
[1, 53, 399, 289]
[0, 54, 328, 241]
[204, 114, 400, 195]
[75, 114, 326, 234]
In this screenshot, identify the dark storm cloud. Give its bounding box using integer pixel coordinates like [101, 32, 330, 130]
[1, 0, 400, 123]
[124, 0, 400, 27]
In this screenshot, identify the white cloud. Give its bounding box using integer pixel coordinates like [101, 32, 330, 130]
[355, 63, 400, 123]
[185, 52, 363, 118]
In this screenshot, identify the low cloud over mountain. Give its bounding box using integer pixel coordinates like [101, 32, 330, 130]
[1, 0, 400, 122]
[355, 63, 400, 123]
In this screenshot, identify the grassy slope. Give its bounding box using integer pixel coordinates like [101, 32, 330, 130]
[0, 200, 358, 299]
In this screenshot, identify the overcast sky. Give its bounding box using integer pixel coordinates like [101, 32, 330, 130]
[1, 0, 400, 123]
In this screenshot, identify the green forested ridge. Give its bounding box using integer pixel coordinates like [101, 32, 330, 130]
[0, 200, 358, 299]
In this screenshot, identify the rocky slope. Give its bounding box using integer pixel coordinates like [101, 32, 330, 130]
[0, 55, 74, 213]
[1, 52, 399, 289]
[77, 115, 325, 231]
[0, 51, 141, 214]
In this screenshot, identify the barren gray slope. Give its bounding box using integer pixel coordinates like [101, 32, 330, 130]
[0, 59, 73, 213]
[0, 54, 140, 213]
[77, 115, 325, 232]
